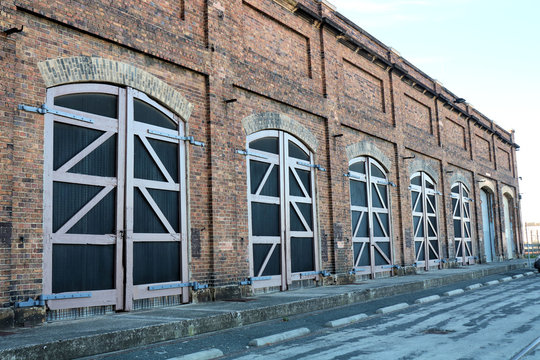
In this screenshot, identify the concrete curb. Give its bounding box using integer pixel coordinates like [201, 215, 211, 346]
[443, 289, 465, 297]
[376, 303, 409, 314]
[512, 274, 524, 279]
[415, 295, 440, 304]
[500, 277, 513, 282]
[248, 328, 310, 347]
[0, 262, 526, 360]
[167, 348, 224, 360]
[484, 280, 500, 286]
[325, 314, 368, 328]
[465, 283, 483, 290]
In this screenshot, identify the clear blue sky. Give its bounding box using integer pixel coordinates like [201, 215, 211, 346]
[330, 0, 540, 224]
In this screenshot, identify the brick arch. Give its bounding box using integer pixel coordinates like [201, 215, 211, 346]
[450, 172, 472, 190]
[479, 179, 496, 194]
[501, 185, 515, 199]
[346, 141, 391, 172]
[408, 159, 439, 183]
[37, 56, 193, 121]
[242, 112, 318, 152]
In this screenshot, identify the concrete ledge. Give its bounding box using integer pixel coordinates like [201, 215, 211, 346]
[0, 308, 14, 329]
[0, 261, 526, 360]
[465, 283, 483, 290]
[248, 328, 310, 347]
[167, 348, 224, 360]
[415, 295, 440, 304]
[14, 307, 46, 327]
[443, 289, 464, 297]
[325, 314, 368, 328]
[376, 303, 409, 314]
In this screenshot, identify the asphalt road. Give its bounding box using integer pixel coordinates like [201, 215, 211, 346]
[86, 271, 540, 360]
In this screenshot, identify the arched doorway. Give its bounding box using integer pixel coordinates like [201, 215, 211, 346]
[503, 194, 516, 259]
[410, 172, 440, 269]
[43, 84, 189, 311]
[348, 157, 393, 276]
[246, 130, 319, 290]
[480, 188, 496, 262]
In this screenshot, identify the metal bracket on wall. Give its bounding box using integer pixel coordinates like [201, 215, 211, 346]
[147, 129, 205, 147]
[18, 104, 94, 124]
[297, 161, 326, 171]
[148, 282, 208, 291]
[239, 276, 272, 285]
[15, 292, 92, 308]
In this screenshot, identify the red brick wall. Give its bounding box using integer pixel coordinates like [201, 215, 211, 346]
[0, 0, 522, 308]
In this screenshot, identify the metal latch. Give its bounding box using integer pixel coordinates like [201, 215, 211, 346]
[235, 149, 268, 159]
[148, 282, 208, 291]
[18, 104, 94, 123]
[296, 161, 326, 171]
[147, 129, 205, 147]
[239, 276, 272, 285]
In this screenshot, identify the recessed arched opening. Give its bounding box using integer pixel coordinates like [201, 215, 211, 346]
[502, 193, 517, 259]
[480, 187, 497, 262]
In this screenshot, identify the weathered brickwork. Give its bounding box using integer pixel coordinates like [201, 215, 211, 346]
[0, 0, 522, 320]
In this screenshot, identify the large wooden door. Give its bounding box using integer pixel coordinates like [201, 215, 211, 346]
[452, 182, 474, 264]
[411, 172, 441, 270]
[246, 131, 319, 290]
[349, 157, 393, 276]
[44, 84, 188, 311]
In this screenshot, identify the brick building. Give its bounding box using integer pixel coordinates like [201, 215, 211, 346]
[0, 0, 522, 325]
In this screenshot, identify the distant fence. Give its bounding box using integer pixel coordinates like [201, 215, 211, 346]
[524, 243, 540, 257]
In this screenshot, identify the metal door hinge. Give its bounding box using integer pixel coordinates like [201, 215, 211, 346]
[148, 281, 208, 291]
[18, 104, 94, 123]
[235, 149, 268, 159]
[297, 161, 326, 171]
[239, 276, 272, 285]
[344, 172, 362, 180]
[299, 270, 331, 278]
[376, 179, 397, 187]
[147, 129, 205, 147]
[15, 292, 92, 308]
[349, 268, 367, 275]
